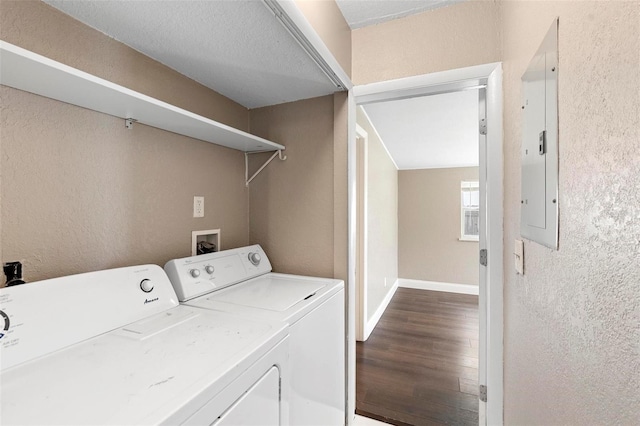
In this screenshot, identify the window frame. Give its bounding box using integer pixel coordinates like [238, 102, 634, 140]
[460, 180, 480, 242]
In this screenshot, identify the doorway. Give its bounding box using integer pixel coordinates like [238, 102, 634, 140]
[355, 87, 481, 424]
[346, 63, 503, 425]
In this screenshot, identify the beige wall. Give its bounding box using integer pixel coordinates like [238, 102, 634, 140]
[356, 108, 398, 321]
[352, 1, 640, 422]
[501, 2, 640, 424]
[399, 167, 479, 286]
[333, 92, 349, 282]
[351, 0, 501, 85]
[248, 96, 336, 278]
[295, 0, 352, 78]
[0, 0, 250, 282]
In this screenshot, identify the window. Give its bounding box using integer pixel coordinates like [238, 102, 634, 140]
[460, 181, 479, 241]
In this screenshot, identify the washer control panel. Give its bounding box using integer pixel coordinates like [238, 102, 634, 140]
[248, 252, 261, 266]
[165, 244, 272, 302]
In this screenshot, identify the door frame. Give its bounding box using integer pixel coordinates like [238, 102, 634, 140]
[346, 62, 504, 425]
[355, 123, 368, 341]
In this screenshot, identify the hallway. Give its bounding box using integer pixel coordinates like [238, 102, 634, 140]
[356, 288, 479, 425]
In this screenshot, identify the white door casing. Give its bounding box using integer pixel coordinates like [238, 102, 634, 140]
[355, 123, 368, 342]
[349, 62, 504, 426]
[267, 4, 504, 423]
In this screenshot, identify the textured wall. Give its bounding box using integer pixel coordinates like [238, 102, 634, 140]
[0, 0, 248, 131]
[295, 0, 352, 78]
[351, 0, 501, 85]
[1, 88, 249, 282]
[356, 108, 398, 321]
[501, 2, 640, 424]
[350, 0, 640, 422]
[0, 0, 250, 282]
[398, 167, 479, 285]
[248, 96, 335, 278]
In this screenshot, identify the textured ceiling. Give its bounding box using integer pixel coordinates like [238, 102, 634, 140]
[43, 0, 338, 109]
[362, 90, 479, 170]
[336, 0, 463, 29]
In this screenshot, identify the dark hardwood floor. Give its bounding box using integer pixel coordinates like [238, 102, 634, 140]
[356, 288, 479, 426]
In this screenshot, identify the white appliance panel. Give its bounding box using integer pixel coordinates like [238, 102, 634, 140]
[0, 265, 177, 370]
[191, 273, 343, 326]
[214, 366, 280, 426]
[210, 275, 325, 311]
[1, 264, 289, 426]
[165, 245, 346, 425]
[288, 290, 345, 425]
[165, 245, 271, 301]
[1, 306, 287, 425]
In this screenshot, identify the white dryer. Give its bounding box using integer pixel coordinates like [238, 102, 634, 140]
[165, 244, 345, 426]
[0, 265, 289, 425]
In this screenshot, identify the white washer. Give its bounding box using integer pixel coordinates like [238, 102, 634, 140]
[165, 244, 345, 426]
[0, 265, 289, 425]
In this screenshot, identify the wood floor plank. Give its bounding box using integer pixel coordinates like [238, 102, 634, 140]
[356, 288, 479, 425]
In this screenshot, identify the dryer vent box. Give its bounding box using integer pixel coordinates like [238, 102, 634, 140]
[521, 18, 559, 250]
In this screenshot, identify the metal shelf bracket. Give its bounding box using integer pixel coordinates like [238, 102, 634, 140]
[245, 149, 287, 186]
[125, 118, 137, 129]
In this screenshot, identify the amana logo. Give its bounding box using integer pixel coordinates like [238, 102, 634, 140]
[144, 297, 159, 304]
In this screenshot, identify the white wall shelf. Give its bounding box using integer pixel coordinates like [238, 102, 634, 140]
[0, 41, 285, 153]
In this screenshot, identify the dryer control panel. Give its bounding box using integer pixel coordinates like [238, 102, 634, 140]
[165, 245, 272, 302]
[0, 265, 178, 371]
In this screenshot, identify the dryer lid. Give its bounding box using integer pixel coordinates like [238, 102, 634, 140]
[207, 275, 326, 312]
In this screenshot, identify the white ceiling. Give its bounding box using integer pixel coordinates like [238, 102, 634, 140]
[42, 0, 473, 129]
[362, 90, 479, 170]
[43, 0, 338, 109]
[336, 0, 463, 29]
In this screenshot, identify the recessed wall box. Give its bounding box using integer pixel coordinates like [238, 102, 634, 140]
[521, 18, 559, 249]
[191, 229, 220, 256]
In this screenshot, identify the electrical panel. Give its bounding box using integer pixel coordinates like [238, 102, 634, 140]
[521, 18, 559, 249]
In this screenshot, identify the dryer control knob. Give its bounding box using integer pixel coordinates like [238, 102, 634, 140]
[205, 265, 215, 274]
[189, 269, 201, 278]
[140, 279, 154, 293]
[248, 252, 261, 266]
[0, 310, 10, 333]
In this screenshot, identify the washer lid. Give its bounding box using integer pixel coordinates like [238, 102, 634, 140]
[209, 275, 326, 312]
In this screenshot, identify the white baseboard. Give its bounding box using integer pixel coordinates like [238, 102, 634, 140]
[398, 278, 479, 295]
[363, 279, 398, 341]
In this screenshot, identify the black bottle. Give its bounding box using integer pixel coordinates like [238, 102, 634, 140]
[4, 262, 26, 286]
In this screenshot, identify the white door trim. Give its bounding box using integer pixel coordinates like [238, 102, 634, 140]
[347, 62, 504, 426]
[355, 123, 368, 342]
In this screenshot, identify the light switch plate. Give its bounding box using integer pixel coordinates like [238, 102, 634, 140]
[515, 239, 524, 275]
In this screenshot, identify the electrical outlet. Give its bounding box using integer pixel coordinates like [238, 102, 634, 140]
[193, 196, 204, 218]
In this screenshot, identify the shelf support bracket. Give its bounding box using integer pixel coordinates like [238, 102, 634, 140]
[125, 118, 137, 129]
[245, 149, 287, 186]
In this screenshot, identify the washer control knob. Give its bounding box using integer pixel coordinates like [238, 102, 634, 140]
[248, 252, 261, 266]
[140, 279, 154, 293]
[205, 265, 215, 274]
[190, 269, 201, 278]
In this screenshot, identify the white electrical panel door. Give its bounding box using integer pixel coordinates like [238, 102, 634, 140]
[521, 18, 559, 249]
